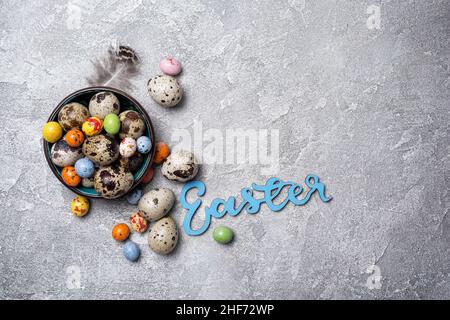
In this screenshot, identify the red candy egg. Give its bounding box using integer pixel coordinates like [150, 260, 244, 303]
[141, 167, 154, 184]
[129, 211, 148, 233]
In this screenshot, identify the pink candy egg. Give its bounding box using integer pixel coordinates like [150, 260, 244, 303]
[159, 58, 182, 76]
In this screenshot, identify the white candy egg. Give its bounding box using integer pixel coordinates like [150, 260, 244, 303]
[119, 137, 137, 158]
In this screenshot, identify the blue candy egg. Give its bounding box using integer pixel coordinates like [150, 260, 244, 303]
[126, 189, 143, 205]
[136, 136, 152, 154]
[123, 241, 140, 262]
[74, 158, 95, 178]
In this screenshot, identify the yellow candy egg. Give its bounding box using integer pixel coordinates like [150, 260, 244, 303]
[42, 121, 63, 143]
[71, 196, 90, 217]
[82, 117, 103, 136]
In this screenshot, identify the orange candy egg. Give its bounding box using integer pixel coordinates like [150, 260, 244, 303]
[65, 128, 85, 147]
[112, 223, 130, 241]
[153, 142, 170, 165]
[61, 166, 81, 187]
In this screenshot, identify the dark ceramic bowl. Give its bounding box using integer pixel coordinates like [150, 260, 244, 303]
[43, 86, 155, 199]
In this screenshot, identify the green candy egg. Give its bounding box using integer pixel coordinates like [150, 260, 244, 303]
[213, 226, 234, 244]
[103, 114, 121, 135]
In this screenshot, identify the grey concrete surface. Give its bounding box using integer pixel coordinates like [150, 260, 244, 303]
[1, 0, 450, 300]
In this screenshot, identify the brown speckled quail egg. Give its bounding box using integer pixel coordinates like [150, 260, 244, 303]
[147, 75, 182, 107]
[161, 150, 199, 182]
[82, 134, 119, 166]
[51, 140, 83, 167]
[94, 165, 134, 199]
[58, 102, 90, 131]
[148, 217, 178, 255]
[119, 110, 145, 139]
[138, 188, 175, 221]
[88, 92, 120, 119]
[118, 153, 143, 172]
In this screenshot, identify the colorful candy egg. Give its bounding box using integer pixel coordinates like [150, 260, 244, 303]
[71, 196, 90, 217]
[112, 223, 130, 241]
[120, 137, 137, 158]
[61, 166, 81, 187]
[153, 142, 170, 165]
[159, 57, 182, 76]
[129, 211, 148, 233]
[103, 113, 121, 135]
[141, 167, 154, 184]
[74, 158, 95, 178]
[123, 241, 140, 262]
[126, 189, 143, 205]
[136, 136, 152, 154]
[213, 226, 234, 244]
[65, 128, 85, 147]
[82, 117, 103, 136]
[42, 121, 63, 143]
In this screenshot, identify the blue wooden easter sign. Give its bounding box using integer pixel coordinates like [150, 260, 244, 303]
[179, 174, 332, 236]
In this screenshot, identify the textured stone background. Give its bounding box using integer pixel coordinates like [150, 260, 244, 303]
[1, 0, 450, 300]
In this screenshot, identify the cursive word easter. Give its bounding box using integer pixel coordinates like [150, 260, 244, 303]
[179, 174, 332, 236]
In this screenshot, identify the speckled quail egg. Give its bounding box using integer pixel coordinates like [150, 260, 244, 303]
[148, 217, 178, 255]
[147, 75, 182, 107]
[94, 165, 134, 199]
[81, 177, 95, 188]
[119, 110, 145, 139]
[161, 150, 199, 182]
[58, 102, 90, 131]
[82, 134, 119, 166]
[51, 140, 83, 167]
[88, 92, 120, 119]
[138, 188, 175, 221]
[118, 153, 143, 172]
